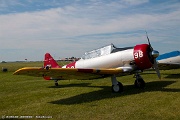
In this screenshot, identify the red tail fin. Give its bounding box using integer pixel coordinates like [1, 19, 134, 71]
[44, 53, 61, 68]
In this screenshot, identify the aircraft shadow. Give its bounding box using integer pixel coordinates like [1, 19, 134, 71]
[49, 81, 180, 105]
[142, 72, 180, 79]
[164, 73, 180, 79]
[48, 83, 91, 88]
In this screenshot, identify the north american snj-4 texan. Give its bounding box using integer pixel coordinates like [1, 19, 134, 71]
[14, 36, 180, 93]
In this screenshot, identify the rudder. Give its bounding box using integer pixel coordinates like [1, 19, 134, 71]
[44, 53, 61, 68]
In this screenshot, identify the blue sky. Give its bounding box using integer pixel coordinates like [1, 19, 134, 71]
[0, 0, 180, 61]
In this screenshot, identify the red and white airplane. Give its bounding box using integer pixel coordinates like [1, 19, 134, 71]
[14, 38, 161, 93]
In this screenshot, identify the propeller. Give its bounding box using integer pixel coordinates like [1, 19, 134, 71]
[146, 32, 161, 79]
[153, 59, 161, 79]
[146, 31, 151, 46]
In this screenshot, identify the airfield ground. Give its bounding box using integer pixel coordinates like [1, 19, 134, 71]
[0, 62, 179, 120]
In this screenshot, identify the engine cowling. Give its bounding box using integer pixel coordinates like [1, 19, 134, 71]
[133, 44, 153, 70]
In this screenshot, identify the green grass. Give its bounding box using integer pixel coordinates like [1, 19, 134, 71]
[0, 62, 180, 120]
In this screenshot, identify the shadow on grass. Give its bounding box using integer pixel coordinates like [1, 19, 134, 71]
[49, 80, 180, 105]
[142, 72, 180, 79]
[48, 83, 91, 88]
[164, 73, 180, 79]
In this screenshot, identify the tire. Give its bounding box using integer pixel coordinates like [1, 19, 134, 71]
[55, 82, 59, 86]
[134, 78, 145, 89]
[112, 82, 123, 93]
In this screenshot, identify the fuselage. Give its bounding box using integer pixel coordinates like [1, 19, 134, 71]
[62, 48, 134, 69]
[157, 51, 180, 64]
[158, 56, 180, 64]
[62, 43, 157, 71]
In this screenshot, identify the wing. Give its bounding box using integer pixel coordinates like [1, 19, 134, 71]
[13, 67, 124, 80]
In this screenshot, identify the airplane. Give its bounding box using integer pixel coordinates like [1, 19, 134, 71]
[14, 36, 161, 93]
[157, 51, 180, 69]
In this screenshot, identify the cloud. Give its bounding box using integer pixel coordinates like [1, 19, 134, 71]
[0, 0, 180, 61]
[121, 0, 149, 6]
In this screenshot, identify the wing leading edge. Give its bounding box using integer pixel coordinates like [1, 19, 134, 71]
[13, 67, 124, 80]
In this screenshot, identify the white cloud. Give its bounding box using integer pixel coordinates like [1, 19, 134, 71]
[121, 0, 149, 6]
[0, 0, 180, 61]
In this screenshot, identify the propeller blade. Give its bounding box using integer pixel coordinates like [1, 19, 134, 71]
[146, 31, 153, 50]
[146, 31, 151, 46]
[146, 31, 151, 45]
[153, 59, 161, 79]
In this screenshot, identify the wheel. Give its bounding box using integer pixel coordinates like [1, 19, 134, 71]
[112, 82, 123, 93]
[134, 78, 145, 89]
[45, 66, 50, 70]
[55, 82, 58, 86]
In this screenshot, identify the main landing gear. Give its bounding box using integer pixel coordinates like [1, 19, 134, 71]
[111, 73, 145, 93]
[53, 74, 145, 92]
[111, 75, 123, 93]
[134, 73, 145, 89]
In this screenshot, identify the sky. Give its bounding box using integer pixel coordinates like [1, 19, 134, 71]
[0, 0, 180, 61]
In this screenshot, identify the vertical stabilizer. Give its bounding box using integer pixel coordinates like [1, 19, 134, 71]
[44, 53, 61, 68]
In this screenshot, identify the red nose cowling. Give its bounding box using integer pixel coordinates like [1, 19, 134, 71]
[133, 44, 153, 70]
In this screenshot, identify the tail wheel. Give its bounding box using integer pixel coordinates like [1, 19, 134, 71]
[54, 79, 59, 86]
[55, 82, 58, 86]
[134, 78, 145, 89]
[112, 82, 123, 93]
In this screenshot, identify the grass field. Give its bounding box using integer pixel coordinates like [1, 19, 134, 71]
[0, 62, 180, 120]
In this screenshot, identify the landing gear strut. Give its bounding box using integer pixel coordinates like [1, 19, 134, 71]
[134, 73, 145, 89]
[111, 75, 123, 93]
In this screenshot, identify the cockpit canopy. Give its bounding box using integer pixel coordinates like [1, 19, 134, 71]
[81, 44, 133, 60]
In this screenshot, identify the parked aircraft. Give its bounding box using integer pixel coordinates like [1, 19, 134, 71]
[14, 37, 162, 93]
[157, 51, 180, 69]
